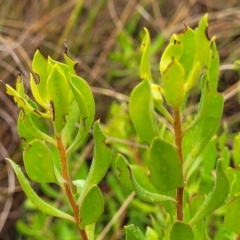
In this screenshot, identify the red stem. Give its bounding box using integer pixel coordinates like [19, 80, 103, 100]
[56, 135, 88, 240]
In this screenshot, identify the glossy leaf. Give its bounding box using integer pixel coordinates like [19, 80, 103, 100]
[190, 196, 210, 239]
[61, 100, 79, 147]
[6, 159, 75, 223]
[151, 84, 174, 124]
[116, 153, 157, 192]
[177, 26, 195, 78]
[184, 62, 201, 93]
[207, 41, 219, 94]
[48, 56, 69, 78]
[79, 184, 104, 227]
[184, 39, 219, 133]
[170, 222, 194, 240]
[78, 121, 112, 205]
[21, 112, 56, 146]
[129, 164, 176, 203]
[15, 73, 25, 97]
[67, 75, 95, 153]
[145, 226, 159, 240]
[32, 49, 48, 102]
[160, 56, 185, 109]
[47, 64, 70, 133]
[189, 160, 229, 226]
[63, 50, 77, 75]
[86, 223, 95, 240]
[85, 120, 112, 185]
[140, 28, 152, 81]
[194, 14, 211, 70]
[129, 80, 158, 144]
[17, 112, 36, 147]
[184, 93, 224, 176]
[30, 73, 48, 109]
[68, 76, 88, 148]
[125, 224, 146, 240]
[149, 137, 184, 191]
[225, 193, 240, 235]
[233, 133, 240, 166]
[160, 34, 183, 73]
[116, 153, 133, 190]
[23, 139, 57, 183]
[6, 83, 50, 119]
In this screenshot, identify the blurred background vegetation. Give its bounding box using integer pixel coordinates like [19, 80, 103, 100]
[1, 0, 240, 239]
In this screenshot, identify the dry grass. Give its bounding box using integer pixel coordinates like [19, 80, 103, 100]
[1, 0, 240, 238]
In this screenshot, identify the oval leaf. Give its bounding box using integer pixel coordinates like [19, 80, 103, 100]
[170, 221, 194, 240]
[47, 64, 70, 133]
[23, 139, 57, 183]
[125, 224, 146, 240]
[149, 137, 184, 191]
[79, 185, 104, 227]
[161, 57, 185, 109]
[129, 80, 158, 144]
[32, 49, 48, 102]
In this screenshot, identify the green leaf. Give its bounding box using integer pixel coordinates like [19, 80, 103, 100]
[184, 39, 219, 133]
[207, 41, 219, 94]
[23, 139, 57, 183]
[78, 121, 112, 205]
[145, 226, 159, 240]
[21, 112, 56, 146]
[63, 50, 77, 75]
[177, 26, 196, 78]
[32, 49, 48, 102]
[125, 224, 146, 240]
[86, 223, 95, 240]
[170, 221, 194, 240]
[116, 153, 160, 191]
[140, 28, 152, 81]
[190, 196, 210, 239]
[17, 112, 36, 147]
[67, 75, 95, 153]
[184, 62, 201, 92]
[149, 137, 184, 191]
[115, 153, 134, 190]
[160, 34, 183, 73]
[194, 14, 211, 70]
[6, 159, 75, 223]
[79, 185, 104, 227]
[6, 83, 51, 119]
[15, 73, 25, 97]
[184, 93, 224, 176]
[86, 120, 112, 185]
[30, 73, 48, 109]
[189, 160, 229, 226]
[129, 80, 158, 144]
[225, 193, 240, 235]
[61, 100, 79, 147]
[160, 56, 185, 109]
[128, 164, 176, 204]
[47, 64, 70, 134]
[48, 57, 69, 78]
[233, 133, 240, 166]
